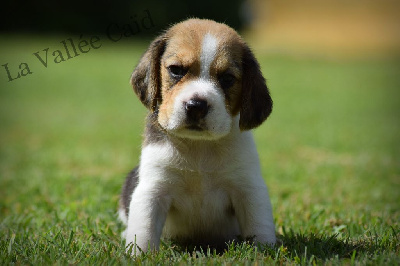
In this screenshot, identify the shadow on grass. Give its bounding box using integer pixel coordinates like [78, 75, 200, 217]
[167, 226, 399, 263]
[118, 226, 398, 263]
[274, 227, 399, 262]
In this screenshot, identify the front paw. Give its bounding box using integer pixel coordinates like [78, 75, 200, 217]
[254, 233, 277, 246]
[125, 239, 144, 256]
[125, 234, 156, 255]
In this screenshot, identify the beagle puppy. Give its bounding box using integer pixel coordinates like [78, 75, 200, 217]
[119, 18, 276, 254]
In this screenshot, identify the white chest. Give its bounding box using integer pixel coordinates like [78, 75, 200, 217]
[138, 131, 260, 241]
[162, 169, 240, 241]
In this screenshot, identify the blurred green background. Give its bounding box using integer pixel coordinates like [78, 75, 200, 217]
[0, 0, 399, 263]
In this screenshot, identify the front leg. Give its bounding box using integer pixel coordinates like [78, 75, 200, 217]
[125, 177, 171, 255]
[231, 177, 276, 246]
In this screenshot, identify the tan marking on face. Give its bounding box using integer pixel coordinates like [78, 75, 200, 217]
[210, 41, 243, 116]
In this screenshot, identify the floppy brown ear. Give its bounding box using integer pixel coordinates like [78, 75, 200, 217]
[130, 35, 167, 111]
[239, 45, 273, 130]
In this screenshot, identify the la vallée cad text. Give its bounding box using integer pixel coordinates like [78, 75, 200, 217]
[1, 9, 155, 83]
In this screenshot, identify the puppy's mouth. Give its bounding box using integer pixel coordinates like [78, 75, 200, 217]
[184, 117, 207, 132]
[186, 125, 205, 131]
[163, 119, 230, 141]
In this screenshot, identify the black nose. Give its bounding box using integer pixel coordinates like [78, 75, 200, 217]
[185, 98, 209, 122]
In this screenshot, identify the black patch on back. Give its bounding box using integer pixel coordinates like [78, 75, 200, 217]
[120, 166, 139, 217]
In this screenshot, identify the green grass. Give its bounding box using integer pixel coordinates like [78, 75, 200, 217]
[0, 35, 399, 264]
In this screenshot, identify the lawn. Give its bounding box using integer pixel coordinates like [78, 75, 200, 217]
[0, 35, 399, 264]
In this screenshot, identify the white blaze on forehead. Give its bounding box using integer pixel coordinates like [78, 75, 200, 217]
[200, 33, 218, 79]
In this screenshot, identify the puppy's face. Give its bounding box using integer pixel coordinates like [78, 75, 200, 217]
[131, 19, 272, 140]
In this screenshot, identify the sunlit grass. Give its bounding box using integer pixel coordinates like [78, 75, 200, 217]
[0, 36, 399, 264]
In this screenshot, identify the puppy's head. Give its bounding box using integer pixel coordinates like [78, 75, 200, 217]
[131, 19, 272, 140]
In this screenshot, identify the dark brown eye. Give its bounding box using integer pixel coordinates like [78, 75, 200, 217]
[168, 65, 187, 80]
[218, 72, 236, 90]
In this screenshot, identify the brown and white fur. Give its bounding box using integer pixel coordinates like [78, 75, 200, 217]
[119, 18, 276, 254]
